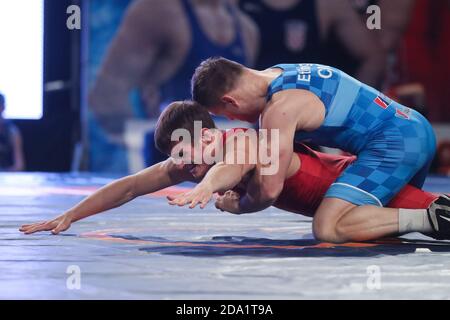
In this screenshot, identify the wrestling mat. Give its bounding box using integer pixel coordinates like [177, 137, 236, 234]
[2, 173, 450, 299]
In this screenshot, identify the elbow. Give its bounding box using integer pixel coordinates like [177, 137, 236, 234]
[125, 175, 138, 201]
[124, 189, 135, 203]
[260, 183, 283, 205]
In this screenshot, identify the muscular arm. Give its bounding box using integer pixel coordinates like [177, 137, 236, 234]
[238, 90, 325, 213]
[89, 0, 181, 123]
[199, 132, 257, 192]
[20, 159, 191, 234]
[67, 159, 189, 222]
[199, 163, 253, 195]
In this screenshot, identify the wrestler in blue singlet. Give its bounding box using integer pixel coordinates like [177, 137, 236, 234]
[267, 63, 437, 207]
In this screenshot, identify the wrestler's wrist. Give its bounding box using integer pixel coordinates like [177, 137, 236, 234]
[238, 195, 253, 214]
[202, 181, 215, 194]
[64, 209, 78, 223]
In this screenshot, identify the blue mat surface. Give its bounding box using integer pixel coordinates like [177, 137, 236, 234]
[2, 173, 450, 299]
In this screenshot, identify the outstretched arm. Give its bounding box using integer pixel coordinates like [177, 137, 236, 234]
[19, 159, 190, 234]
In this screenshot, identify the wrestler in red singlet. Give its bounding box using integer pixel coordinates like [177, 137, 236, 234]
[275, 143, 438, 216]
[224, 129, 437, 217]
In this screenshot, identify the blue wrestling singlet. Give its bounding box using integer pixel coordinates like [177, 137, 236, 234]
[267, 63, 437, 207]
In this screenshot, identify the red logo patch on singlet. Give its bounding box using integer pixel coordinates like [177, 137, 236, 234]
[395, 107, 411, 120]
[374, 95, 411, 120]
[374, 95, 391, 109]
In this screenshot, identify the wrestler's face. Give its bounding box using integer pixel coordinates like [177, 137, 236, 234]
[169, 129, 221, 179]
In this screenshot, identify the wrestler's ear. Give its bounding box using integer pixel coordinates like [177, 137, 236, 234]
[221, 95, 239, 109]
[201, 128, 215, 144]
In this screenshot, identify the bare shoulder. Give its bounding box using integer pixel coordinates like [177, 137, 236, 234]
[121, 0, 190, 68]
[124, 0, 186, 36]
[162, 158, 185, 175]
[137, 158, 197, 183]
[136, 158, 177, 178]
[165, 158, 202, 183]
[265, 89, 322, 116]
[263, 89, 325, 131]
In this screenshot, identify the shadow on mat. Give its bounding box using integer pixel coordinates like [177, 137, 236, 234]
[108, 234, 450, 258]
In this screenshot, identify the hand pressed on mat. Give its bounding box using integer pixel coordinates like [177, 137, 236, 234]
[167, 184, 214, 209]
[20, 212, 73, 235]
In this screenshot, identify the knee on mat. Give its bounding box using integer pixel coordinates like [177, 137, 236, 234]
[312, 220, 347, 244]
